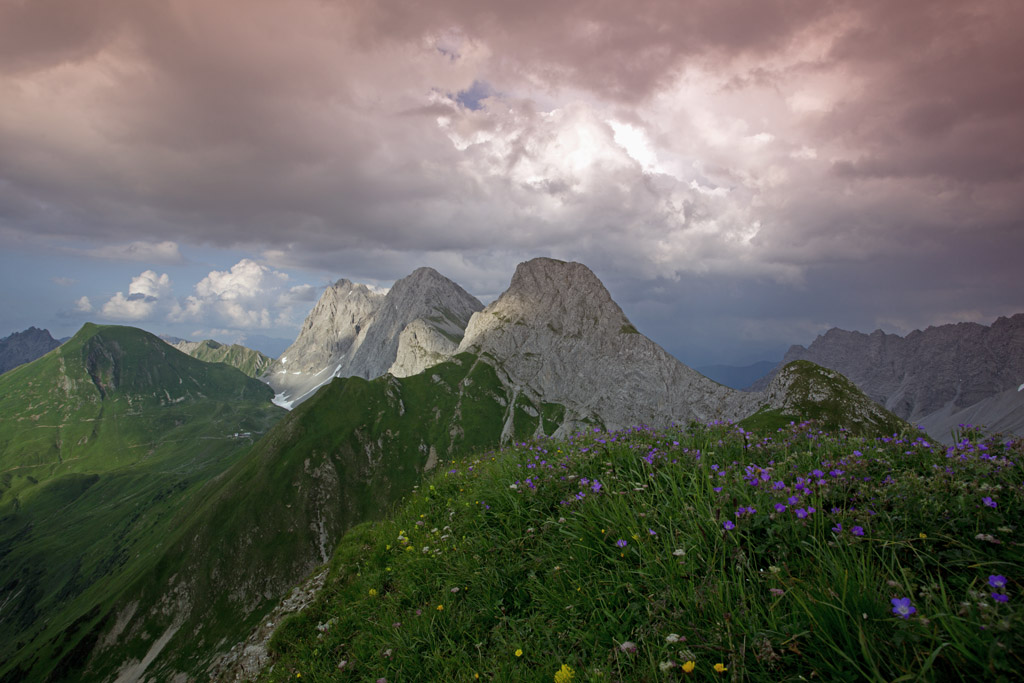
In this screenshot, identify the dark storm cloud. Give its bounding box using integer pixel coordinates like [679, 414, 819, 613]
[0, 0, 1020, 359]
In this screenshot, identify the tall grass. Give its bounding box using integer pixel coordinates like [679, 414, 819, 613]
[263, 421, 1022, 681]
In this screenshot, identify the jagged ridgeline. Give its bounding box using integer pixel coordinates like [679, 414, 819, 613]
[172, 338, 273, 379]
[0, 323, 284, 682]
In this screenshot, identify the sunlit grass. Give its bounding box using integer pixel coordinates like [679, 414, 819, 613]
[263, 421, 1022, 681]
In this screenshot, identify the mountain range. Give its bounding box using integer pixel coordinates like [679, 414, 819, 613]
[0, 256, 1008, 681]
[752, 314, 1024, 441]
[265, 267, 483, 408]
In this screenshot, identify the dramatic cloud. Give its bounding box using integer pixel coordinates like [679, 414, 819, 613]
[100, 270, 172, 321]
[1, 0, 1021, 362]
[172, 259, 293, 329]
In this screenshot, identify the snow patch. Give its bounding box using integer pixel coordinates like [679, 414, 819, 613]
[272, 393, 296, 410]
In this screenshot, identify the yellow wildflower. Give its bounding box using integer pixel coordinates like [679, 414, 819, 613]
[553, 663, 575, 682]
[714, 662, 727, 673]
[682, 660, 695, 673]
[437, 604, 444, 611]
[515, 648, 523, 657]
[368, 588, 378, 597]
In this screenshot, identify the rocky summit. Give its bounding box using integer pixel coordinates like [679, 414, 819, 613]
[456, 257, 763, 433]
[266, 268, 482, 408]
[0, 326, 62, 374]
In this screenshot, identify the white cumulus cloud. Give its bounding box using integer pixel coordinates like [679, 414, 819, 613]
[172, 259, 292, 329]
[99, 270, 173, 321]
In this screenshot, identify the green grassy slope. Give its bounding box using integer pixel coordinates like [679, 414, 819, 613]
[740, 360, 915, 437]
[0, 324, 284, 682]
[175, 339, 273, 378]
[67, 353, 571, 681]
[261, 421, 1023, 682]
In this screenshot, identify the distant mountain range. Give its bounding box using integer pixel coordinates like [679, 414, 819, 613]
[172, 338, 273, 378]
[0, 326, 63, 374]
[752, 314, 1024, 441]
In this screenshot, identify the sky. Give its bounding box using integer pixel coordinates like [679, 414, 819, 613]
[1, 0, 1022, 365]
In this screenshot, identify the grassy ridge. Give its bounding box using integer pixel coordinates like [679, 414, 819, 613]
[0, 324, 284, 681]
[263, 421, 1022, 681]
[78, 353, 572, 681]
[174, 339, 273, 378]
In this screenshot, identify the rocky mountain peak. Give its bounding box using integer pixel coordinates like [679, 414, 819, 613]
[459, 258, 760, 432]
[0, 326, 62, 375]
[460, 257, 630, 344]
[266, 268, 482, 408]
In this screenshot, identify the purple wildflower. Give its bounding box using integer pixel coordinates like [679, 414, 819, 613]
[982, 496, 998, 508]
[616, 539, 628, 548]
[891, 597, 916, 619]
[988, 575, 1008, 590]
[723, 520, 735, 530]
[796, 508, 808, 519]
[992, 592, 1009, 603]
[851, 526, 865, 536]
[774, 503, 787, 513]
[832, 523, 843, 533]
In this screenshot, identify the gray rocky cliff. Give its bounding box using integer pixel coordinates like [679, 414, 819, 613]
[266, 268, 482, 408]
[749, 314, 1024, 441]
[0, 327, 62, 375]
[266, 280, 384, 406]
[346, 267, 483, 380]
[388, 318, 461, 378]
[456, 258, 761, 433]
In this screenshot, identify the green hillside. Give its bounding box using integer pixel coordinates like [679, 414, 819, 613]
[38, 353, 571, 681]
[0, 324, 284, 682]
[262, 421, 1023, 681]
[174, 338, 273, 378]
[740, 360, 915, 437]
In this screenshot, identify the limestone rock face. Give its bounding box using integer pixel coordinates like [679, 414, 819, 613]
[388, 318, 461, 378]
[0, 327, 62, 375]
[346, 267, 482, 380]
[751, 313, 1024, 440]
[266, 280, 385, 406]
[267, 268, 482, 407]
[456, 258, 761, 432]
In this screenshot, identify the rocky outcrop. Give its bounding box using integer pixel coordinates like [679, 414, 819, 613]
[388, 318, 461, 378]
[0, 327, 62, 375]
[755, 360, 914, 436]
[456, 258, 762, 433]
[266, 268, 482, 407]
[750, 314, 1024, 441]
